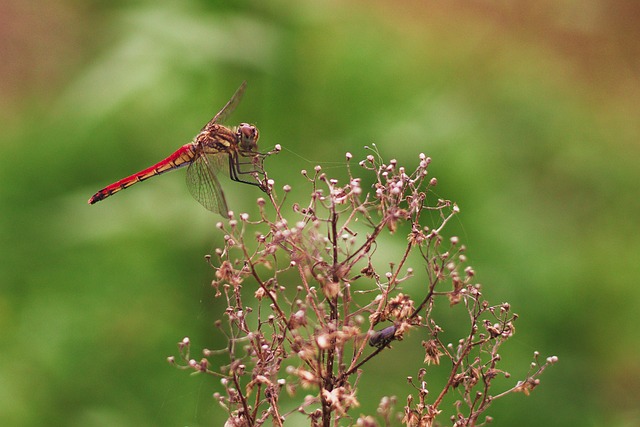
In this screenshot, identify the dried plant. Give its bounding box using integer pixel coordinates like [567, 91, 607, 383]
[168, 149, 557, 426]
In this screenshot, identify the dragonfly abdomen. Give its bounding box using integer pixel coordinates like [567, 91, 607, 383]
[88, 144, 196, 204]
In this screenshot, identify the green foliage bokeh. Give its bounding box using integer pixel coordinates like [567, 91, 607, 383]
[1, 1, 639, 426]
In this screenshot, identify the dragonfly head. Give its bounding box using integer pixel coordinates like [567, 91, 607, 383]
[237, 123, 259, 153]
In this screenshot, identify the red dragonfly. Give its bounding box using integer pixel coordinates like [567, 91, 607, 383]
[88, 82, 268, 217]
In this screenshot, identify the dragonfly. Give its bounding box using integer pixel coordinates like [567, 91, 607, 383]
[88, 81, 268, 218]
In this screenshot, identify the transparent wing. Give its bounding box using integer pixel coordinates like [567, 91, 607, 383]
[186, 153, 230, 218]
[200, 81, 247, 132]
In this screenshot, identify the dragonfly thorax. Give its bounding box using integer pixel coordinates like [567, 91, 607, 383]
[237, 123, 259, 153]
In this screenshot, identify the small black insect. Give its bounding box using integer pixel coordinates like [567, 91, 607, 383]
[368, 325, 397, 348]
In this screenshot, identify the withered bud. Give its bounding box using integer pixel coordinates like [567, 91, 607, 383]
[316, 333, 332, 350]
[514, 378, 540, 396]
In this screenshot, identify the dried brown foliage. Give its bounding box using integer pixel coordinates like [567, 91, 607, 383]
[170, 150, 557, 426]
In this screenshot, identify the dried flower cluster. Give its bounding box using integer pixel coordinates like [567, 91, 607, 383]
[169, 150, 557, 426]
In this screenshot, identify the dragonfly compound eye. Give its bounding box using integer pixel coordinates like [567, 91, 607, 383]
[238, 123, 259, 152]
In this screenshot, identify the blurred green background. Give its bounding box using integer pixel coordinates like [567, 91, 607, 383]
[2, 0, 639, 425]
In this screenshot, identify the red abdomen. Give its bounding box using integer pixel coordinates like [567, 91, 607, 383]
[89, 144, 196, 204]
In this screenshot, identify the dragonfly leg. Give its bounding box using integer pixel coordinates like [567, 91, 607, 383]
[229, 152, 268, 192]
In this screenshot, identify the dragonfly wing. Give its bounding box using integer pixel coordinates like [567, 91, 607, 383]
[186, 154, 230, 218]
[205, 151, 231, 174]
[200, 81, 247, 132]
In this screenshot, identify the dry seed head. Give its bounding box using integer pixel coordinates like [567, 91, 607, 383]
[297, 368, 319, 388]
[288, 309, 307, 329]
[357, 416, 377, 427]
[223, 416, 245, 427]
[422, 340, 443, 365]
[323, 281, 340, 298]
